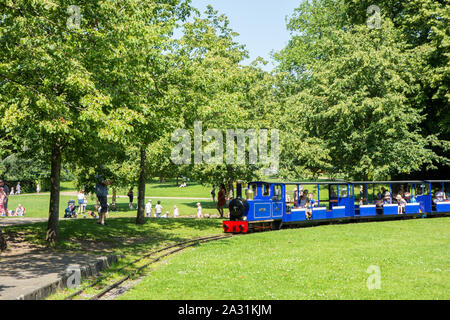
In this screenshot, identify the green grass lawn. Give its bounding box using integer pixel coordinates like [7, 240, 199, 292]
[3, 193, 220, 218]
[61, 178, 212, 198]
[118, 218, 450, 300]
[6, 217, 224, 300]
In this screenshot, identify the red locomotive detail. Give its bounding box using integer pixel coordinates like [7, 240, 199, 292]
[223, 221, 248, 234]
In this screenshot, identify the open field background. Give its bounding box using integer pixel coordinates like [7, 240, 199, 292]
[2, 179, 218, 218]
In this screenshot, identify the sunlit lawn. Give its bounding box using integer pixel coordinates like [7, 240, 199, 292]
[119, 218, 450, 300]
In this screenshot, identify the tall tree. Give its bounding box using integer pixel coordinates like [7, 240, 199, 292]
[171, 6, 278, 196]
[0, 0, 111, 242]
[274, 0, 449, 180]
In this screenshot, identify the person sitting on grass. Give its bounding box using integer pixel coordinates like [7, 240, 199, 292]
[196, 202, 203, 219]
[15, 204, 25, 216]
[162, 211, 169, 218]
[87, 210, 97, 219]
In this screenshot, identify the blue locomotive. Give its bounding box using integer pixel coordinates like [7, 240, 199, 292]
[223, 180, 450, 233]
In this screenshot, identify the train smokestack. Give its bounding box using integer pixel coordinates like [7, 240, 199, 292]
[236, 180, 243, 198]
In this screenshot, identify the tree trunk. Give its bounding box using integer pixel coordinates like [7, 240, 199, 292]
[227, 179, 234, 199]
[136, 144, 147, 225]
[46, 141, 62, 243]
[111, 187, 117, 211]
[0, 227, 7, 251]
[226, 166, 234, 199]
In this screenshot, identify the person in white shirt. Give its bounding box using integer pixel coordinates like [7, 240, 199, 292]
[16, 182, 21, 195]
[77, 190, 85, 215]
[145, 200, 152, 218]
[173, 205, 179, 218]
[155, 201, 162, 218]
[196, 202, 203, 219]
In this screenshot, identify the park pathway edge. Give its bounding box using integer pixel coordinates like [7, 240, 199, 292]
[16, 254, 121, 300]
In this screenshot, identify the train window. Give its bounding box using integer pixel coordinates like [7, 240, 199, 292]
[355, 184, 366, 205]
[329, 185, 337, 199]
[338, 184, 348, 198]
[250, 184, 258, 197]
[263, 183, 270, 196]
[318, 186, 329, 209]
[273, 185, 282, 201]
[417, 183, 429, 196]
[445, 182, 450, 199]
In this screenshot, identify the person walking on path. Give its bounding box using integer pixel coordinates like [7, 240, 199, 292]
[127, 187, 134, 209]
[211, 185, 216, 203]
[36, 183, 41, 194]
[96, 166, 112, 226]
[16, 182, 21, 195]
[217, 183, 226, 219]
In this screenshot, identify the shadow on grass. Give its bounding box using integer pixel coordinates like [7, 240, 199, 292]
[4, 218, 223, 256]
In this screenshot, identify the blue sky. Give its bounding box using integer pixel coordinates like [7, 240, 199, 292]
[189, 0, 302, 71]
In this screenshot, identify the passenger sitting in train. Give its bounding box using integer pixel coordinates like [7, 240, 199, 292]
[359, 185, 366, 205]
[403, 192, 411, 203]
[305, 193, 316, 220]
[396, 194, 406, 214]
[376, 187, 389, 200]
[298, 189, 309, 208]
[433, 191, 445, 204]
[383, 192, 391, 204]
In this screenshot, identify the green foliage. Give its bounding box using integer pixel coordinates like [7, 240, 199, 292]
[274, 0, 449, 180]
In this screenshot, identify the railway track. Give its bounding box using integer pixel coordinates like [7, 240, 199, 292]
[64, 234, 234, 300]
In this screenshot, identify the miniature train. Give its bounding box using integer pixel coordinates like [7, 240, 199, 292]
[223, 180, 450, 233]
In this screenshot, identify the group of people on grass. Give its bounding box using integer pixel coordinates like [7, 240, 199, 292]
[8, 181, 21, 196]
[1, 167, 229, 223]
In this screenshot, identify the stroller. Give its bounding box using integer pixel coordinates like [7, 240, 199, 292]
[64, 200, 78, 218]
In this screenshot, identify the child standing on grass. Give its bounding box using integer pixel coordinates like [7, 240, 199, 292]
[128, 187, 134, 209]
[145, 200, 152, 218]
[77, 190, 85, 216]
[196, 202, 203, 219]
[155, 201, 163, 218]
[173, 205, 179, 218]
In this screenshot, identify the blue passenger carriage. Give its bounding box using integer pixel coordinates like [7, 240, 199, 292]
[223, 179, 450, 234]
